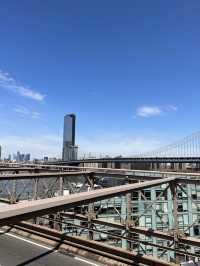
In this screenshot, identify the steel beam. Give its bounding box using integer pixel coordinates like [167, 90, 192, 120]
[0, 177, 175, 226]
[42, 216, 200, 259]
[50, 156, 200, 164]
[0, 171, 93, 180]
[61, 212, 200, 248]
[93, 172, 166, 181]
[4, 162, 200, 179]
[11, 222, 176, 266]
[0, 168, 61, 172]
[176, 178, 200, 185]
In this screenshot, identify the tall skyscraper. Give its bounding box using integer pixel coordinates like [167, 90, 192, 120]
[24, 153, 31, 162]
[14, 151, 31, 162]
[16, 151, 20, 162]
[62, 114, 78, 161]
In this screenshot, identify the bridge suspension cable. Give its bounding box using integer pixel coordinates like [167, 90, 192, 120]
[139, 131, 200, 157]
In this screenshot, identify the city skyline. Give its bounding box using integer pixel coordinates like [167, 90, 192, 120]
[0, 1, 200, 158]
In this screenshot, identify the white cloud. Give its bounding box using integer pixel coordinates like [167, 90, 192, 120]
[136, 105, 178, 118]
[136, 106, 162, 118]
[31, 111, 41, 119]
[166, 105, 178, 112]
[0, 70, 45, 101]
[13, 106, 29, 115]
[13, 105, 41, 119]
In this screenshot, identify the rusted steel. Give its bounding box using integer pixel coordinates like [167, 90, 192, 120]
[176, 178, 200, 185]
[12, 222, 176, 266]
[4, 162, 200, 181]
[40, 215, 200, 259]
[0, 168, 61, 172]
[0, 171, 93, 180]
[61, 212, 200, 248]
[32, 163, 200, 176]
[0, 177, 175, 226]
[93, 172, 163, 180]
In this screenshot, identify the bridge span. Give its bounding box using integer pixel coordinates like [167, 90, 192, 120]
[0, 164, 200, 265]
[48, 131, 200, 170]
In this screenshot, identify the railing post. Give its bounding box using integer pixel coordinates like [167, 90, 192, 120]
[33, 177, 39, 224]
[11, 179, 16, 204]
[151, 187, 157, 257]
[169, 181, 179, 264]
[126, 191, 132, 250]
[59, 176, 64, 196]
[33, 178, 38, 200]
[167, 185, 174, 261]
[88, 173, 95, 240]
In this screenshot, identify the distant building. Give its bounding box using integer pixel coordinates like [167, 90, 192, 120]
[24, 154, 31, 161]
[16, 151, 21, 162]
[44, 156, 48, 162]
[0, 145, 1, 160]
[62, 114, 78, 161]
[14, 151, 31, 162]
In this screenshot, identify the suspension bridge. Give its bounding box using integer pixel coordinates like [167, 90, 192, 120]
[140, 131, 200, 157]
[48, 131, 200, 171]
[78, 131, 200, 159]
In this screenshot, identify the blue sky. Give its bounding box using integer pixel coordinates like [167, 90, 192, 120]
[0, 0, 200, 158]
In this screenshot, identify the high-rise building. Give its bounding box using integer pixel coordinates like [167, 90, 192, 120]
[14, 151, 31, 162]
[16, 151, 21, 162]
[24, 153, 31, 162]
[44, 156, 49, 162]
[62, 114, 78, 161]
